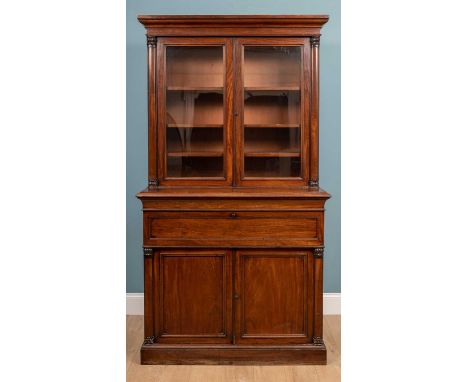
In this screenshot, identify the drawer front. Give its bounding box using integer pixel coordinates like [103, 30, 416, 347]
[144, 211, 323, 247]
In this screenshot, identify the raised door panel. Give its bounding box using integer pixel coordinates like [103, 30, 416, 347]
[235, 250, 313, 344]
[157, 250, 232, 343]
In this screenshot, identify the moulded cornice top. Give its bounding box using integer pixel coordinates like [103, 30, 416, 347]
[138, 15, 329, 37]
[138, 15, 329, 26]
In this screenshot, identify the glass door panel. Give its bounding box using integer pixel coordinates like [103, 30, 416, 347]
[165, 45, 225, 178]
[241, 45, 304, 181]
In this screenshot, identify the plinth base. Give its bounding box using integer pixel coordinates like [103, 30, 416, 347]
[140, 342, 327, 365]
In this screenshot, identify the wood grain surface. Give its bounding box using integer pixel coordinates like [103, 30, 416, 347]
[136, 14, 331, 366]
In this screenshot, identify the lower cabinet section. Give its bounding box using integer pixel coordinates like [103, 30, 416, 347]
[142, 248, 325, 364]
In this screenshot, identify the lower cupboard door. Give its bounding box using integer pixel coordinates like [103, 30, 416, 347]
[234, 250, 313, 344]
[156, 249, 232, 343]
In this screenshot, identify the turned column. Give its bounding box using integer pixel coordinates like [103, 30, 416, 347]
[309, 35, 320, 189]
[313, 247, 324, 345]
[143, 247, 155, 344]
[146, 35, 158, 187]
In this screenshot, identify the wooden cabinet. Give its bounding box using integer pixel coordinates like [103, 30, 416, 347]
[137, 15, 331, 365]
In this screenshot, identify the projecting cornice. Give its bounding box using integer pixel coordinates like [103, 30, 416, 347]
[138, 15, 329, 37]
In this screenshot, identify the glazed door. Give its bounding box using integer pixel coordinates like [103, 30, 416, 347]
[155, 249, 233, 343]
[234, 38, 311, 186]
[157, 38, 233, 186]
[234, 250, 313, 344]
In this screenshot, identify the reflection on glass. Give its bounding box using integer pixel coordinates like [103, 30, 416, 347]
[244, 46, 301, 89]
[166, 46, 223, 90]
[166, 46, 224, 178]
[243, 46, 301, 178]
[244, 157, 301, 178]
[244, 128, 300, 155]
[244, 91, 300, 126]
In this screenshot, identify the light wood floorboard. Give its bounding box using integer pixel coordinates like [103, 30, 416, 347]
[126, 315, 341, 382]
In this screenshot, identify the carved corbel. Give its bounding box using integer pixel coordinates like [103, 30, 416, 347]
[146, 35, 157, 48]
[311, 35, 320, 47]
[313, 247, 324, 258]
[308, 178, 319, 188]
[148, 179, 159, 187]
[313, 336, 324, 345]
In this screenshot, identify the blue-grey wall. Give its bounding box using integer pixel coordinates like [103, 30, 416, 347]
[127, 0, 341, 293]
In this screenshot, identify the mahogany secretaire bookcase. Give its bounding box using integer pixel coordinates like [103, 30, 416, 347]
[136, 15, 331, 365]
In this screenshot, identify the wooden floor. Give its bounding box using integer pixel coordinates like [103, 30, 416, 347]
[127, 315, 341, 382]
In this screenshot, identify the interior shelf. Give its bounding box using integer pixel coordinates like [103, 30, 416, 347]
[243, 92, 300, 126]
[244, 139, 300, 158]
[167, 86, 223, 92]
[167, 123, 223, 129]
[167, 137, 224, 158]
[244, 156, 301, 178]
[244, 86, 300, 92]
[243, 171, 301, 178]
[244, 123, 299, 129]
[167, 151, 223, 157]
[166, 91, 223, 126]
[244, 152, 300, 158]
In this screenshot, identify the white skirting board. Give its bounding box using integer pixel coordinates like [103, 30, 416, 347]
[127, 292, 341, 315]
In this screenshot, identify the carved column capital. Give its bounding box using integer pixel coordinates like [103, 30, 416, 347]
[313, 247, 324, 258]
[308, 178, 319, 188]
[313, 336, 324, 345]
[147, 35, 157, 48]
[148, 179, 159, 187]
[143, 336, 155, 345]
[143, 247, 153, 257]
[311, 35, 320, 47]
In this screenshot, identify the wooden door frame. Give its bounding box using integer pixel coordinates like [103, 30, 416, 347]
[156, 37, 234, 187]
[233, 37, 311, 187]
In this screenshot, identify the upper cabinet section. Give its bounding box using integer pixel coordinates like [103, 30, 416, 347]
[139, 16, 328, 189]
